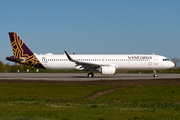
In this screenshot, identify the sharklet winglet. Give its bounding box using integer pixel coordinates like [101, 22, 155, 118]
[64, 51, 76, 62]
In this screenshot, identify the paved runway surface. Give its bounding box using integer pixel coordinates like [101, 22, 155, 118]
[0, 73, 180, 81]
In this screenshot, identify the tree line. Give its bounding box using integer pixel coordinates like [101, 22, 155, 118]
[0, 61, 33, 73]
[0, 61, 85, 73]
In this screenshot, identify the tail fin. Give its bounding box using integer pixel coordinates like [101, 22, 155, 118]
[9, 32, 34, 59]
[7, 32, 45, 69]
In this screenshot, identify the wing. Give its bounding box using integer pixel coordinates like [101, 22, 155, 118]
[64, 51, 116, 71]
[64, 51, 101, 71]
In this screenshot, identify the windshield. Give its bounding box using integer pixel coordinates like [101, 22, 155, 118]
[163, 59, 169, 61]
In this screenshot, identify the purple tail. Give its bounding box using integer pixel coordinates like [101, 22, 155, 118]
[9, 32, 34, 59]
[6, 32, 45, 69]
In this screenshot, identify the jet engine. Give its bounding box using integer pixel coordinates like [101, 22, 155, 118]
[75, 65, 84, 70]
[99, 66, 116, 75]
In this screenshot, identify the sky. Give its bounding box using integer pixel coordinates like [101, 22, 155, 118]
[0, 0, 180, 64]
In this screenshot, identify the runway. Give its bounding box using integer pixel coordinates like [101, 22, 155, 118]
[0, 73, 180, 81]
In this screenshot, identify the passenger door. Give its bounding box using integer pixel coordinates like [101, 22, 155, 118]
[153, 57, 158, 65]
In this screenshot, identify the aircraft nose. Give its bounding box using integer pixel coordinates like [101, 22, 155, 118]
[169, 61, 175, 68]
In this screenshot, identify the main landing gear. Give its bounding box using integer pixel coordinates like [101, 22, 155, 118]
[153, 70, 158, 77]
[87, 72, 94, 78]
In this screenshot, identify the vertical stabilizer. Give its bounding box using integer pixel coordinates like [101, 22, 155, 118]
[9, 32, 34, 58]
[7, 32, 45, 69]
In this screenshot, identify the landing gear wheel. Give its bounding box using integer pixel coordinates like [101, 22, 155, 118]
[153, 74, 158, 77]
[87, 73, 94, 78]
[153, 70, 157, 77]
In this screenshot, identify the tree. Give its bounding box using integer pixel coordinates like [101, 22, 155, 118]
[10, 65, 17, 72]
[17, 65, 24, 72]
[4, 65, 10, 72]
[0, 61, 4, 72]
[171, 58, 180, 69]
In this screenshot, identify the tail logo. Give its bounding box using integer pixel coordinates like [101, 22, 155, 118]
[9, 32, 41, 67]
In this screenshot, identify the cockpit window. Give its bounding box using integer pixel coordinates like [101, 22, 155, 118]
[163, 59, 169, 61]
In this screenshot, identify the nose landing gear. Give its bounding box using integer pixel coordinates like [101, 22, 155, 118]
[153, 70, 158, 77]
[153, 74, 158, 77]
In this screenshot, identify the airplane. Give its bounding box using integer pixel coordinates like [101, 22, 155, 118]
[6, 32, 174, 77]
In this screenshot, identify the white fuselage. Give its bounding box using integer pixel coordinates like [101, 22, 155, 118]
[35, 53, 174, 71]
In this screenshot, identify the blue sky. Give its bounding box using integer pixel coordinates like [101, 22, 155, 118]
[0, 0, 180, 64]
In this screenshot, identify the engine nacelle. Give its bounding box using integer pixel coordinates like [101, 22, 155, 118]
[75, 65, 84, 70]
[99, 66, 116, 75]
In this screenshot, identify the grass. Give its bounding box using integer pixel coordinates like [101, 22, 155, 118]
[0, 82, 180, 119]
[0, 83, 115, 101]
[97, 86, 180, 102]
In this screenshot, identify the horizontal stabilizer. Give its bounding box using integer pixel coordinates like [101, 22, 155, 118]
[6, 56, 25, 63]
